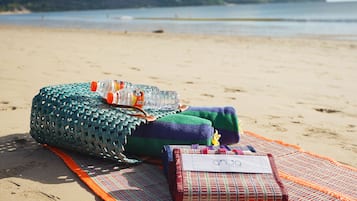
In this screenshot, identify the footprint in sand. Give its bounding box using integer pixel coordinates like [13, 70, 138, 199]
[226, 97, 236, 100]
[289, 115, 303, 124]
[339, 143, 357, 154]
[224, 87, 244, 93]
[270, 124, 288, 132]
[149, 76, 159, 80]
[201, 93, 214, 98]
[304, 127, 339, 139]
[0, 101, 17, 111]
[314, 108, 341, 113]
[347, 124, 355, 128]
[130, 67, 141, 71]
[346, 124, 356, 132]
[268, 115, 280, 119]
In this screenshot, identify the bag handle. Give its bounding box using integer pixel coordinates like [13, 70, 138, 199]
[111, 104, 189, 122]
[110, 104, 157, 122]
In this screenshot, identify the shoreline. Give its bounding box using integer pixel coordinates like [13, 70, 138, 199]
[1, 24, 356, 201]
[1, 6, 357, 40]
[2, 23, 357, 42]
[0, 9, 30, 15]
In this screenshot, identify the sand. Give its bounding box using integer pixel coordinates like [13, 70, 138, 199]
[0, 25, 356, 200]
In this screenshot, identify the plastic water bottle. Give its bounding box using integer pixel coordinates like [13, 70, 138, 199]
[91, 80, 159, 98]
[106, 89, 180, 110]
[91, 80, 130, 98]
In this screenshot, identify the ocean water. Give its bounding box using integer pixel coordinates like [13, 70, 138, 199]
[1, 1, 357, 39]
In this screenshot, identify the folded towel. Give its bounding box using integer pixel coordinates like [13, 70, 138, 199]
[124, 113, 214, 157]
[180, 106, 240, 144]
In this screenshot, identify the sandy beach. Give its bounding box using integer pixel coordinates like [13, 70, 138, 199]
[0, 25, 356, 200]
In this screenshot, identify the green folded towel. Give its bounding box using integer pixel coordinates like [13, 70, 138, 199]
[180, 106, 240, 144]
[125, 113, 214, 157]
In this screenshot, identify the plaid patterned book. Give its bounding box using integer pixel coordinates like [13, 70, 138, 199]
[162, 144, 256, 178]
[165, 145, 288, 201]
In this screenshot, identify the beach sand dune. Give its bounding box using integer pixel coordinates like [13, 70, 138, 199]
[1, 25, 356, 200]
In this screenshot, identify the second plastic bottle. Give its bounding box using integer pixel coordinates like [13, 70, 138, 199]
[106, 89, 180, 110]
[91, 80, 160, 99]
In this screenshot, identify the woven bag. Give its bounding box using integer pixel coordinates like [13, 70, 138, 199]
[30, 82, 179, 163]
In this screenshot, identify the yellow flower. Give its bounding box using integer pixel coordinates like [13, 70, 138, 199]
[211, 130, 221, 146]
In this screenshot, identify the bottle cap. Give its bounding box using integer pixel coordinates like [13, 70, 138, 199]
[90, 81, 98, 92]
[107, 92, 114, 104]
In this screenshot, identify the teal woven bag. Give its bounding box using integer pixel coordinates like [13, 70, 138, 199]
[30, 82, 179, 163]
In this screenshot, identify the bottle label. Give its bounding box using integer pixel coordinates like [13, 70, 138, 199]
[114, 80, 125, 91]
[132, 90, 144, 108]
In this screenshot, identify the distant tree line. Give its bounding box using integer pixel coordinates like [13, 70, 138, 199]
[0, 0, 324, 12]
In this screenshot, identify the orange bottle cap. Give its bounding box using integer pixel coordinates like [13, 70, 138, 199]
[90, 81, 98, 92]
[107, 92, 114, 104]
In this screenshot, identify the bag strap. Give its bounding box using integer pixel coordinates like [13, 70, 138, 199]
[110, 104, 189, 122]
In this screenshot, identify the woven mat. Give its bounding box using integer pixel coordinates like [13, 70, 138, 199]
[47, 131, 357, 201]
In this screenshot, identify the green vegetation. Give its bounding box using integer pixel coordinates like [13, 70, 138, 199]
[0, 0, 324, 12]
